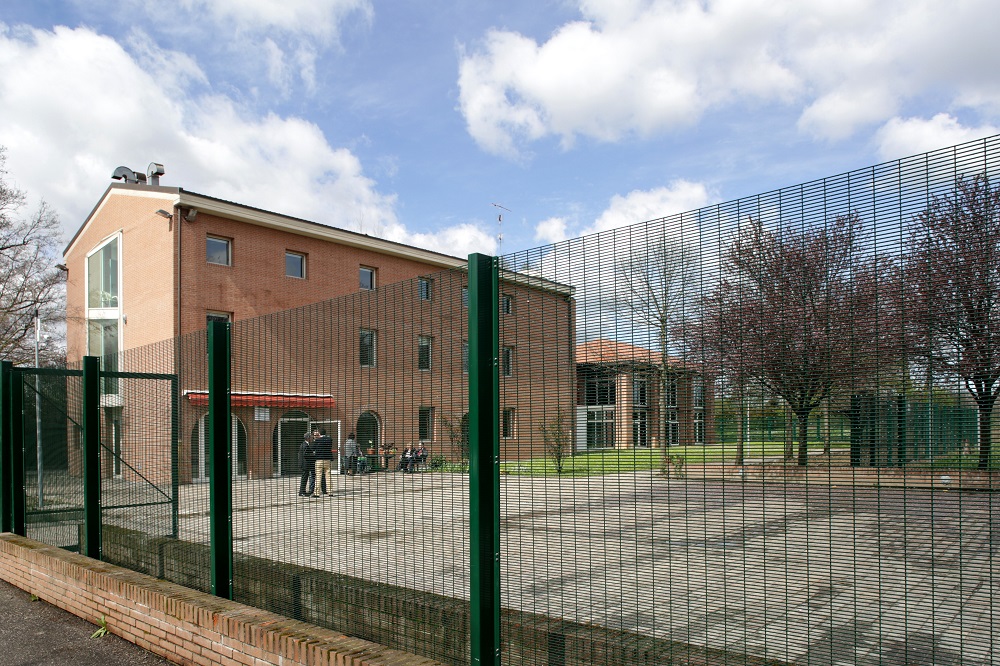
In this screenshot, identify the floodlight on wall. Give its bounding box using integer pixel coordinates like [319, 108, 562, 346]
[184, 208, 198, 222]
[155, 209, 173, 221]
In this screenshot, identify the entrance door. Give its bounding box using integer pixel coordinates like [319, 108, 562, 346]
[356, 412, 380, 454]
[191, 415, 248, 482]
[273, 412, 310, 476]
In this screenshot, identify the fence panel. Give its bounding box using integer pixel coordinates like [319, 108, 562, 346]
[18, 367, 84, 551]
[495, 135, 999, 665]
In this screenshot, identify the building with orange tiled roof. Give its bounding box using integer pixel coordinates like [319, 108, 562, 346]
[576, 339, 714, 450]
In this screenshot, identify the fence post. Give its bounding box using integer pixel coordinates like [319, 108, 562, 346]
[208, 320, 233, 599]
[170, 375, 180, 539]
[8, 368, 25, 537]
[468, 253, 500, 666]
[1, 361, 12, 533]
[82, 356, 102, 559]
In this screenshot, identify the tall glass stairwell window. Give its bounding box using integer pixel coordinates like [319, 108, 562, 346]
[86, 236, 120, 395]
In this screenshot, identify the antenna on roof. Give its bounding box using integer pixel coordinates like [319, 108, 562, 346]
[491, 203, 511, 256]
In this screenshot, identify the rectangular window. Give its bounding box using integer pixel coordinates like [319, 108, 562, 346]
[87, 238, 119, 309]
[500, 294, 513, 315]
[360, 267, 376, 290]
[665, 409, 679, 446]
[501, 346, 513, 377]
[693, 379, 706, 408]
[360, 328, 377, 367]
[285, 251, 306, 278]
[418, 335, 432, 371]
[419, 407, 434, 441]
[584, 375, 616, 406]
[87, 319, 119, 394]
[461, 286, 468, 308]
[693, 377, 706, 444]
[207, 236, 231, 266]
[418, 277, 432, 301]
[462, 340, 468, 374]
[633, 378, 648, 407]
[502, 408, 516, 439]
[663, 375, 678, 408]
[586, 408, 614, 449]
[633, 410, 649, 447]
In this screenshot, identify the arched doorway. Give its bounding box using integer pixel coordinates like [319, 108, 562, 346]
[271, 410, 310, 477]
[356, 411, 380, 454]
[190, 415, 248, 482]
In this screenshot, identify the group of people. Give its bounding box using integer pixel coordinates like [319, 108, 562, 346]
[398, 445, 428, 473]
[297, 428, 334, 497]
[297, 431, 430, 498]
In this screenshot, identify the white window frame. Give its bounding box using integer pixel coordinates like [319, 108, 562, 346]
[207, 236, 232, 266]
[360, 266, 376, 291]
[285, 251, 306, 279]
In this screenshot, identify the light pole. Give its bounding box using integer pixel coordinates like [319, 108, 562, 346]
[34, 311, 44, 509]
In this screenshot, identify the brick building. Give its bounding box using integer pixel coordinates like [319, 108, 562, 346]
[63, 166, 576, 484]
[576, 339, 714, 450]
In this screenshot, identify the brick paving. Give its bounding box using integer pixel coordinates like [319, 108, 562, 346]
[171, 470, 999, 665]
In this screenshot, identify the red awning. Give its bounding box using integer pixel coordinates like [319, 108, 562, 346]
[185, 392, 336, 408]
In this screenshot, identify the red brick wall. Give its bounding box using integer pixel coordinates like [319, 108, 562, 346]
[0, 533, 443, 666]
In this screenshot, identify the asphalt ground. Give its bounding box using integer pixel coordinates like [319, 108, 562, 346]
[0, 577, 170, 666]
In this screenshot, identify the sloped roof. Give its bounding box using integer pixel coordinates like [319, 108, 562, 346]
[576, 339, 695, 371]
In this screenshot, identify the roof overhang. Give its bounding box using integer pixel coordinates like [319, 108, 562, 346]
[184, 391, 336, 408]
[65, 182, 467, 270]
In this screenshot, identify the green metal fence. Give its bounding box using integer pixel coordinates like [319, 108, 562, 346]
[3, 135, 1000, 665]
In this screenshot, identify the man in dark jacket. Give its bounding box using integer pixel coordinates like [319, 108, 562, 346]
[312, 428, 334, 496]
[297, 432, 316, 497]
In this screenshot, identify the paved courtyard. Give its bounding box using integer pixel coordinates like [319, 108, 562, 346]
[160, 470, 998, 666]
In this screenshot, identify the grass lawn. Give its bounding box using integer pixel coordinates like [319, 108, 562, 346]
[499, 441, 851, 477]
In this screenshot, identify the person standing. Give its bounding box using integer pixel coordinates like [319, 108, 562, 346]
[313, 428, 334, 495]
[297, 431, 316, 497]
[343, 432, 360, 475]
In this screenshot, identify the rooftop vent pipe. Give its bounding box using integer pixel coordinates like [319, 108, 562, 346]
[111, 162, 165, 185]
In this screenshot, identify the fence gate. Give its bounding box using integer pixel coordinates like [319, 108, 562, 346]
[9, 365, 178, 553]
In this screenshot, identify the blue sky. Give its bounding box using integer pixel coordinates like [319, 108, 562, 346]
[2, 0, 999, 258]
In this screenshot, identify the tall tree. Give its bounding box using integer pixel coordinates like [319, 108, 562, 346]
[909, 175, 1000, 470]
[611, 235, 700, 459]
[696, 213, 894, 466]
[0, 148, 65, 366]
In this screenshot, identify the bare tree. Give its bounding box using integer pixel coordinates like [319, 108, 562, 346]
[539, 410, 572, 474]
[0, 148, 65, 366]
[611, 236, 699, 462]
[696, 213, 895, 466]
[908, 175, 1000, 470]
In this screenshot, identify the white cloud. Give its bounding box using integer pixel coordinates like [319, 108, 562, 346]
[0, 25, 493, 257]
[584, 180, 713, 236]
[459, 0, 1000, 156]
[398, 223, 497, 258]
[176, 0, 372, 42]
[535, 216, 569, 244]
[529, 180, 712, 249]
[875, 114, 1000, 160]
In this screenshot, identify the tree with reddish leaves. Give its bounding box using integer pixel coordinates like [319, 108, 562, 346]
[696, 213, 896, 466]
[909, 175, 1000, 470]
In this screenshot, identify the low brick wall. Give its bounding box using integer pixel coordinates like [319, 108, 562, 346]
[2, 527, 782, 666]
[0, 533, 444, 666]
[98, 526, 782, 666]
